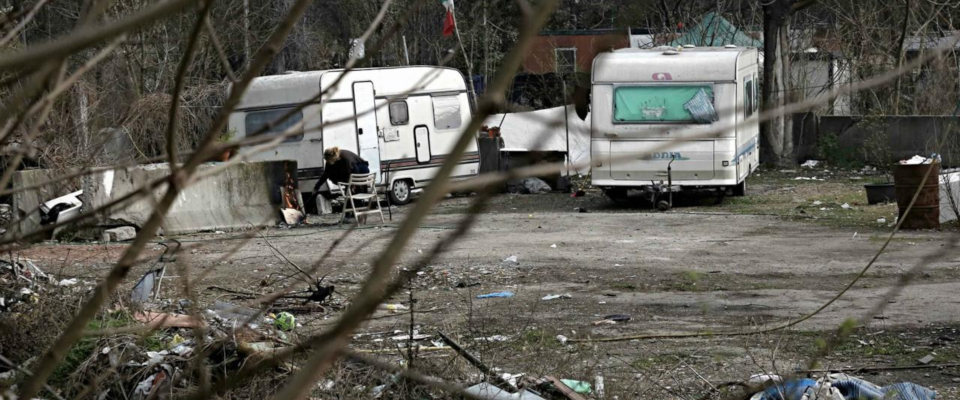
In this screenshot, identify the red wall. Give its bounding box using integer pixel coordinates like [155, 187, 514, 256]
[521, 33, 630, 74]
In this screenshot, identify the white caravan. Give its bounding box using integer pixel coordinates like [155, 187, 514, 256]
[590, 46, 760, 202]
[228, 66, 480, 205]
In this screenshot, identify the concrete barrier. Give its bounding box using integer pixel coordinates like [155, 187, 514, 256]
[82, 160, 297, 235]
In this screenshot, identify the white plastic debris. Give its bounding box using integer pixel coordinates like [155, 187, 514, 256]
[841, 203, 852, 210]
[474, 335, 510, 342]
[801, 160, 820, 168]
[900, 155, 928, 165]
[550, 244, 557, 248]
[813, 201, 822, 206]
[541, 294, 572, 301]
[58, 278, 78, 286]
[556, 335, 569, 345]
[877, 218, 887, 224]
[503, 255, 518, 263]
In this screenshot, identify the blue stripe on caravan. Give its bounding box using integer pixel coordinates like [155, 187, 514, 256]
[731, 137, 758, 165]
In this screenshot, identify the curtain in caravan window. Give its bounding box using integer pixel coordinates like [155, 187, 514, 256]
[432, 95, 462, 130]
[613, 85, 717, 124]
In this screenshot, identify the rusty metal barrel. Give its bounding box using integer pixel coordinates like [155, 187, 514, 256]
[893, 162, 941, 230]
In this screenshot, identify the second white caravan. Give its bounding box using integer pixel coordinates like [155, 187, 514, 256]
[590, 46, 760, 202]
[228, 66, 480, 205]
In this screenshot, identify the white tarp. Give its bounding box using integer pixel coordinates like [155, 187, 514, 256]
[485, 105, 591, 175]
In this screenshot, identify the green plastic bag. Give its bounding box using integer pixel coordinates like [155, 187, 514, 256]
[560, 379, 592, 394]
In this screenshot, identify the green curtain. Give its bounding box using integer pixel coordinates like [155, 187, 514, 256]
[613, 85, 714, 123]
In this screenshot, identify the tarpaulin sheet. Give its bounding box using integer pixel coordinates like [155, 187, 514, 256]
[485, 105, 591, 175]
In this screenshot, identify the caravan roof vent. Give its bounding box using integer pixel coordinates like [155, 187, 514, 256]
[683, 44, 696, 48]
[724, 44, 737, 48]
[663, 50, 679, 55]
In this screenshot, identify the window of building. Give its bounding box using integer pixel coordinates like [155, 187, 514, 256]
[555, 48, 577, 74]
[389, 101, 409, 125]
[244, 108, 304, 142]
[432, 95, 462, 130]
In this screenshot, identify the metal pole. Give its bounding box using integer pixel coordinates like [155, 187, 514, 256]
[402, 35, 411, 66]
[562, 81, 571, 179]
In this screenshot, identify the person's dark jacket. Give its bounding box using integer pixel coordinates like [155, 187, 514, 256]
[314, 149, 367, 190]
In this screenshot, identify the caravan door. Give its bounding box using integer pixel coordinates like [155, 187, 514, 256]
[353, 81, 383, 183]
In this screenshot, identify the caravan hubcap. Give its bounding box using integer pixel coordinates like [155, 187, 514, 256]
[393, 181, 409, 201]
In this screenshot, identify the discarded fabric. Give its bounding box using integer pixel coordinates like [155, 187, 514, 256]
[503, 255, 519, 263]
[521, 177, 552, 194]
[802, 160, 820, 168]
[541, 294, 572, 301]
[477, 291, 514, 299]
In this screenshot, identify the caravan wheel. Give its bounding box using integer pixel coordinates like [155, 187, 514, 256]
[390, 179, 412, 205]
[731, 179, 747, 197]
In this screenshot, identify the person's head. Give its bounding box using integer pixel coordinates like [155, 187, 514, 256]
[323, 147, 341, 164]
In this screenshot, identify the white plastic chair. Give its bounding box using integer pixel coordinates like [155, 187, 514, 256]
[337, 173, 385, 227]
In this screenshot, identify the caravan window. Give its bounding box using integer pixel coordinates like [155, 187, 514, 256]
[753, 74, 759, 112]
[432, 95, 462, 130]
[613, 85, 718, 124]
[389, 101, 409, 125]
[244, 108, 304, 142]
[744, 79, 754, 118]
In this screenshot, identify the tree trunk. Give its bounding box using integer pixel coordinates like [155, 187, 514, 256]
[760, 0, 794, 167]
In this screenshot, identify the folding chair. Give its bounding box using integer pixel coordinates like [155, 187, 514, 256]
[337, 173, 385, 227]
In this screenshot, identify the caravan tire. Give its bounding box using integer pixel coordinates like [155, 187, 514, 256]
[389, 179, 412, 205]
[731, 179, 747, 197]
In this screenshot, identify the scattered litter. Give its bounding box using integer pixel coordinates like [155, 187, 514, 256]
[379, 303, 408, 312]
[280, 208, 304, 225]
[841, 203, 852, 210]
[274, 312, 296, 331]
[210, 300, 259, 322]
[918, 354, 935, 365]
[474, 335, 510, 342]
[521, 177, 552, 194]
[813, 201, 822, 206]
[477, 291, 514, 299]
[556, 335, 569, 345]
[878, 218, 887, 224]
[503, 255, 519, 263]
[389, 332, 432, 341]
[133, 311, 205, 329]
[560, 379, 592, 395]
[603, 314, 631, 322]
[801, 160, 820, 168]
[541, 294, 572, 301]
[748, 374, 934, 400]
[550, 244, 557, 248]
[571, 190, 586, 198]
[794, 177, 823, 181]
[595, 375, 604, 399]
[900, 155, 933, 165]
[592, 320, 617, 326]
[57, 278, 78, 286]
[464, 383, 546, 400]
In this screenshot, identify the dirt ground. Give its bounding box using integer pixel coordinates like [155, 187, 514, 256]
[16, 169, 960, 399]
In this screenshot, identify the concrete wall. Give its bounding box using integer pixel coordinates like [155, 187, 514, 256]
[793, 114, 960, 166]
[82, 160, 296, 235]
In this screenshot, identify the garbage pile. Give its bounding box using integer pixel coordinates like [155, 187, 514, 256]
[748, 373, 935, 400]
